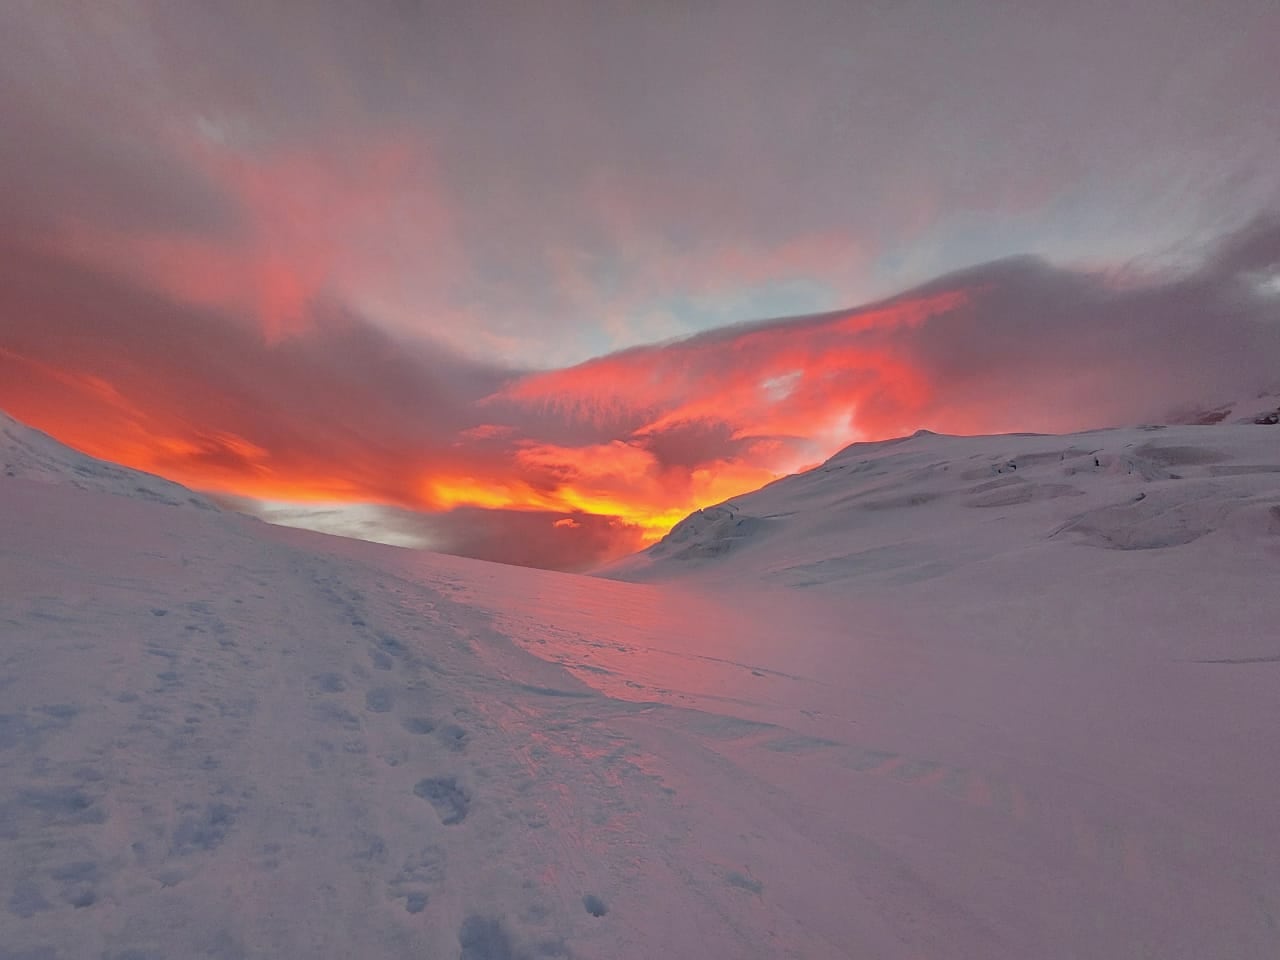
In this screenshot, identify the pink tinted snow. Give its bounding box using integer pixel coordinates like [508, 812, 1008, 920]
[2, 416, 1280, 957]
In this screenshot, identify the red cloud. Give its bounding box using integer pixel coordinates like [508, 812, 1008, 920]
[499, 289, 967, 448]
[3, 219, 1279, 569]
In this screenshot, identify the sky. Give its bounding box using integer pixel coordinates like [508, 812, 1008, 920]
[1, 0, 1278, 569]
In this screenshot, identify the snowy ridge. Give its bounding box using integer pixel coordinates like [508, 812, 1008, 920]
[1164, 388, 1280, 426]
[604, 415, 1280, 586]
[0, 408, 216, 510]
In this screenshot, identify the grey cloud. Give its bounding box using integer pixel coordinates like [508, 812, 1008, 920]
[0, 5, 239, 237]
[3, 2, 1278, 360]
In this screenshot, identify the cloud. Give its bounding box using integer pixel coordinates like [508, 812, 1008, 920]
[2, 3, 1279, 568]
[0, 241, 508, 500]
[411, 508, 645, 572]
[224, 498, 644, 572]
[3, 2, 1278, 369]
[504, 218, 1280, 448]
[3, 219, 1278, 570]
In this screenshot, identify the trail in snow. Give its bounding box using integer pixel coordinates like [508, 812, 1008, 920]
[3, 409, 1280, 958]
[2, 481, 858, 958]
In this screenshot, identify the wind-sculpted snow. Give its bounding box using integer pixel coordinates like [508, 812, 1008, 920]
[2, 409, 1279, 958]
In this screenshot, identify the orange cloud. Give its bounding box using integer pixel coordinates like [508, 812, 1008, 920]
[4, 219, 1279, 570]
[0, 244, 969, 561]
[498, 288, 966, 454]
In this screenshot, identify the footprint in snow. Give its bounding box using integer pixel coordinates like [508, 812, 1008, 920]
[413, 777, 470, 824]
[437, 723, 468, 752]
[364, 688, 393, 712]
[401, 717, 435, 735]
[308, 673, 347, 694]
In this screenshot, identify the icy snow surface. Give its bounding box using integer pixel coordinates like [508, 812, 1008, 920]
[2, 412, 1279, 958]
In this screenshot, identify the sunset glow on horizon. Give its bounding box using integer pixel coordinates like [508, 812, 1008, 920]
[0, 283, 977, 560]
[2, 2, 1278, 568]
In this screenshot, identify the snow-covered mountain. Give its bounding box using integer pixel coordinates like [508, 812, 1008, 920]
[3, 407, 1279, 959]
[604, 410, 1280, 588]
[1, 409, 216, 509]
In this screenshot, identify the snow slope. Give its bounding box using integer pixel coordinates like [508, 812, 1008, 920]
[1, 410, 216, 509]
[2, 410, 1279, 958]
[604, 420, 1280, 593]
